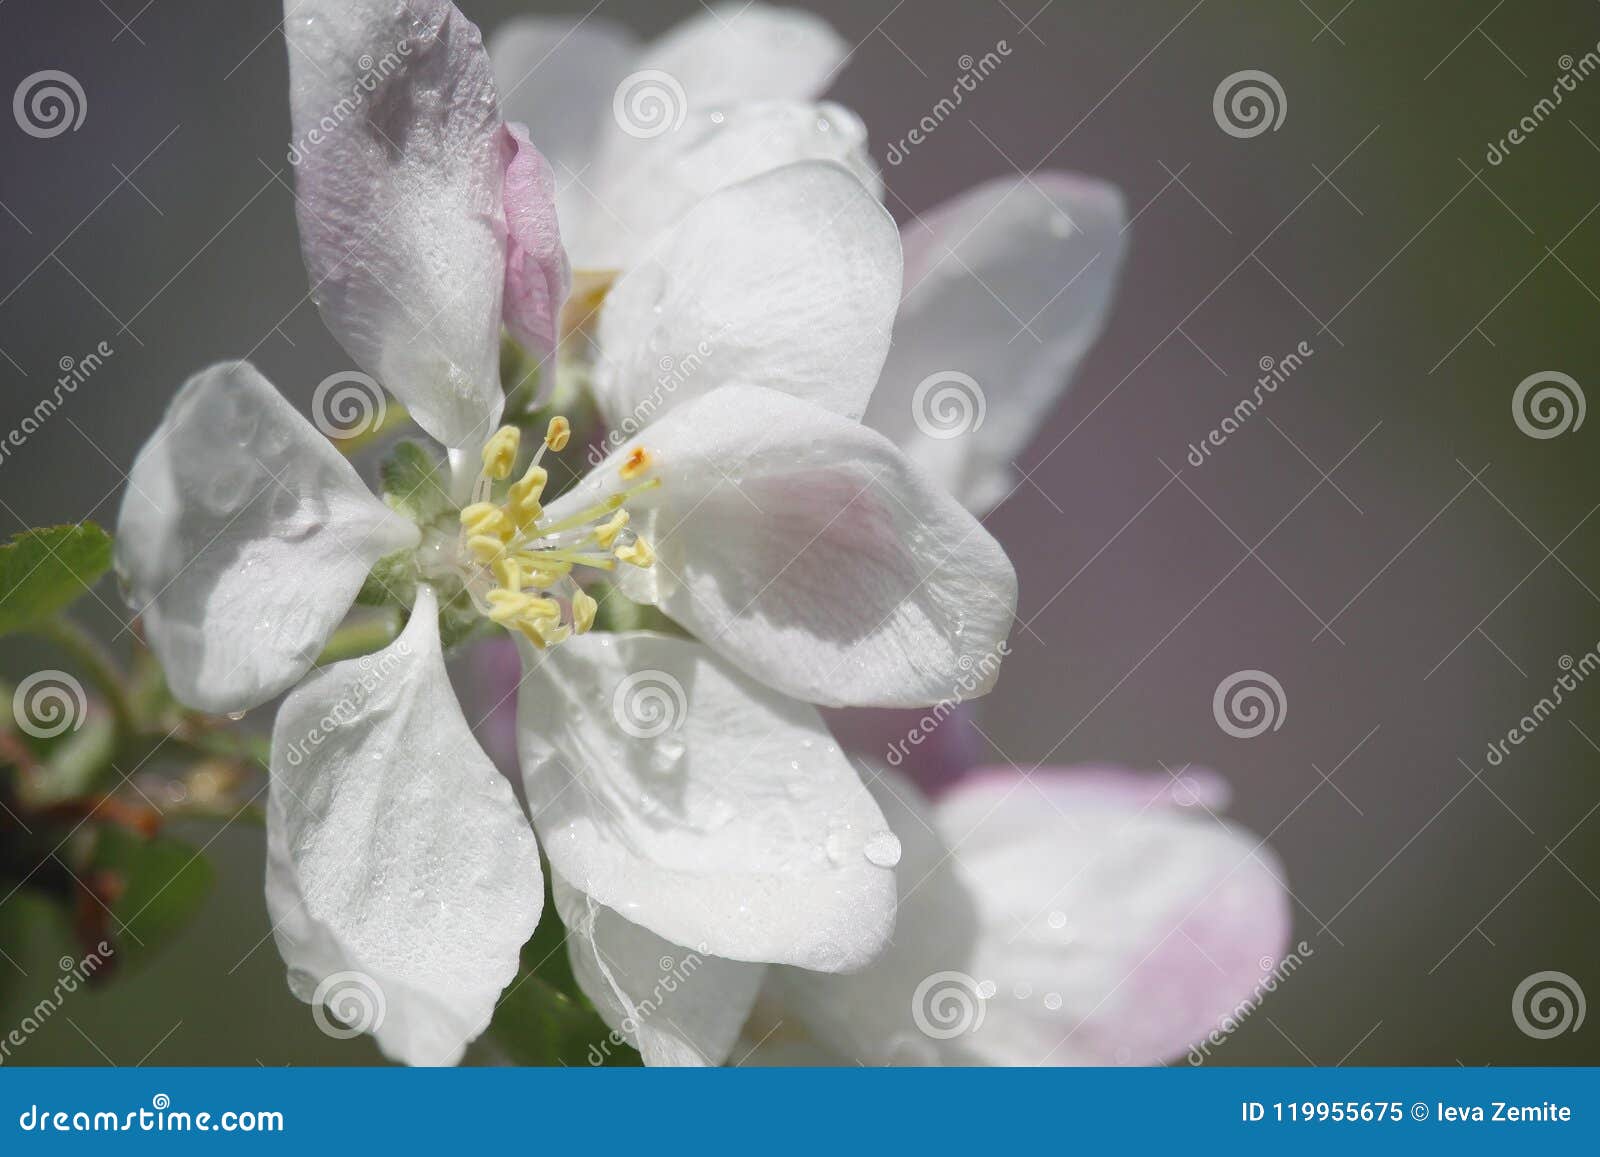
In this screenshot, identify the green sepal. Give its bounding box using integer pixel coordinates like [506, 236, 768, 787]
[355, 550, 419, 609]
[378, 440, 453, 525]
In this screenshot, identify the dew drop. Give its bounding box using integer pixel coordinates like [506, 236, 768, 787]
[863, 830, 902, 868]
[1043, 992, 1063, 1011]
[225, 709, 247, 722]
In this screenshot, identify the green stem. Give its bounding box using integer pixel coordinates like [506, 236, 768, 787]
[30, 616, 136, 738]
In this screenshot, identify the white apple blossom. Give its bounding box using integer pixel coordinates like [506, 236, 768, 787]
[114, 0, 1019, 1066]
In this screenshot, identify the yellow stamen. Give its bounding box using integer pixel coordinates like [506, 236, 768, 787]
[481, 425, 521, 481]
[593, 510, 629, 548]
[460, 502, 513, 540]
[615, 536, 655, 568]
[467, 534, 507, 563]
[571, 589, 597, 634]
[545, 416, 571, 452]
[491, 556, 522, 593]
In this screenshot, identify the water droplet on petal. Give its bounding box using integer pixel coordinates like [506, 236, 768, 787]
[863, 830, 902, 867]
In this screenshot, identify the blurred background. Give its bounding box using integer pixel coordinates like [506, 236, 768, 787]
[1, 0, 1598, 1064]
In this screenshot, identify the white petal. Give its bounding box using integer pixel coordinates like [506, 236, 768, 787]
[114, 362, 417, 715]
[286, 0, 508, 449]
[266, 587, 544, 1066]
[579, 100, 881, 274]
[765, 764, 976, 1065]
[552, 874, 765, 1066]
[489, 15, 639, 184]
[515, 631, 896, 972]
[639, 3, 846, 109]
[552, 385, 1017, 708]
[863, 175, 1127, 513]
[594, 162, 900, 427]
[767, 765, 1291, 1067]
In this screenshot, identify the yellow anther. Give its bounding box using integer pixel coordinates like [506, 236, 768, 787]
[481, 425, 521, 481]
[545, 416, 571, 452]
[593, 509, 629, 549]
[516, 617, 570, 650]
[486, 589, 559, 624]
[620, 446, 652, 480]
[615, 536, 655, 568]
[571, 589, 598, 634]
[507, 463, 548, 527]
[491, 556, 522, 593]
[460, 502, 513, 540]
[467, 534, 508, 563]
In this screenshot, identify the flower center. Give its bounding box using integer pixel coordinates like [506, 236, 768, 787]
[456, 418, 658, 648]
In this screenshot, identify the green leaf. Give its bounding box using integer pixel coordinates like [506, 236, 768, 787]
[488, 909, 641, 1067]
[94, 828, 214, 968]
[379, 440, 453, 524]
[0, 524, 113, 636]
